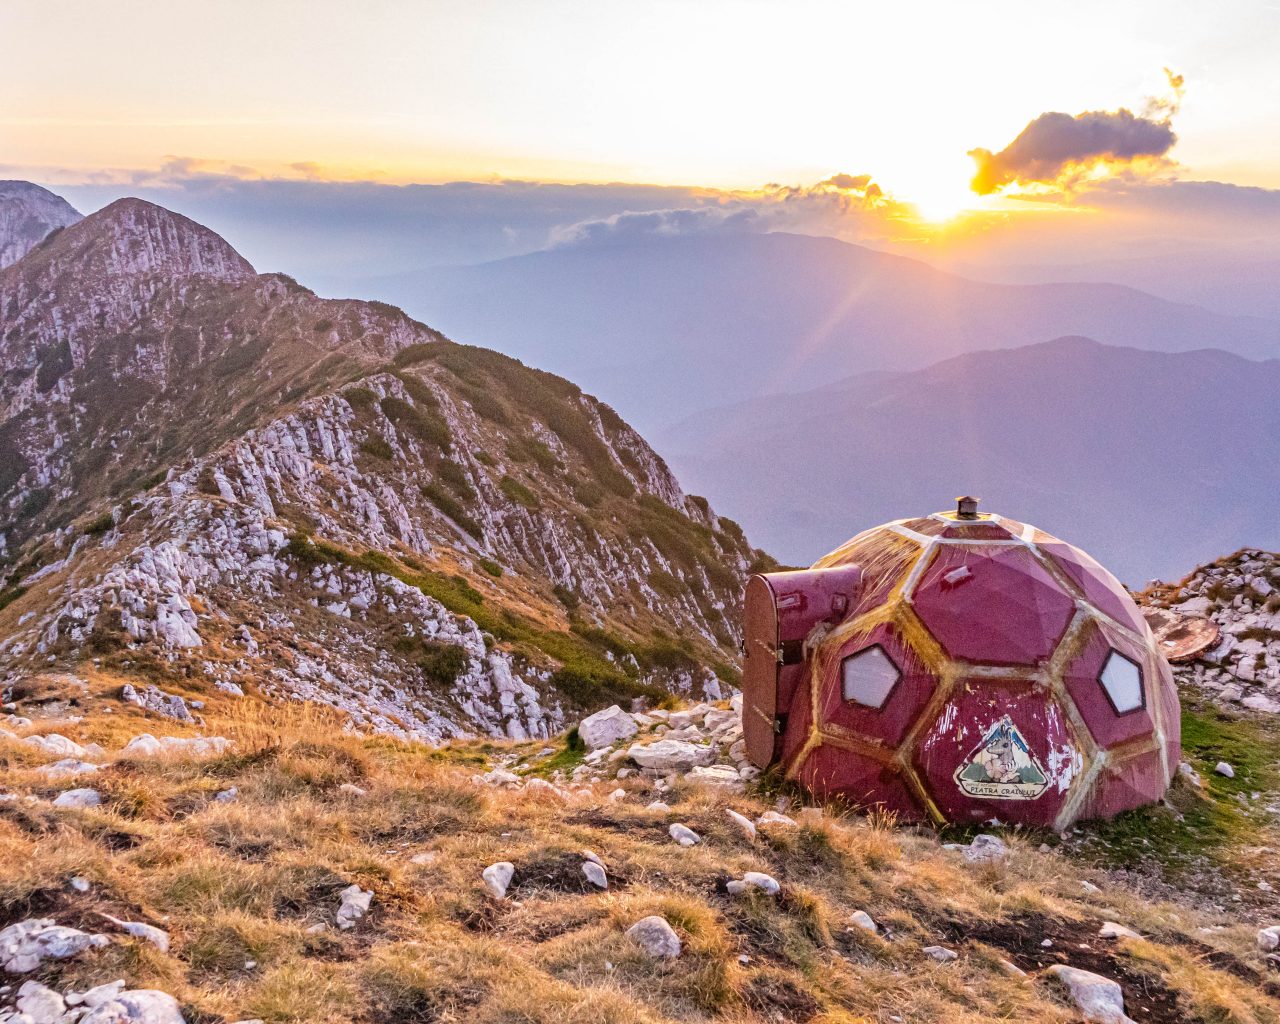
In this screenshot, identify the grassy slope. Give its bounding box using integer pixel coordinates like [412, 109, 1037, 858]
[2, 677, 1279, 1024]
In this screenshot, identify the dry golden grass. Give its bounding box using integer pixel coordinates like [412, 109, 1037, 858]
[2, 693, 1279, 1024]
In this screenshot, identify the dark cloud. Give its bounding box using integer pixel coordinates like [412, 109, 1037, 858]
[969, 108, 1177, 194]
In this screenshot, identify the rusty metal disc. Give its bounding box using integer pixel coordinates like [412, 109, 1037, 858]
[1143, 608, 1222, 663]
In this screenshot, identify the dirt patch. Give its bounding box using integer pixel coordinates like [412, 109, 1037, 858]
[943, 912, 1193, 1024]
[1178, 933, 1280, 998]
[741, 969, 822, 1022]
[508, 852, 629, 898]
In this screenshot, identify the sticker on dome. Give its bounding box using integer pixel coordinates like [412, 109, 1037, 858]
[954, 716, 1048, 800]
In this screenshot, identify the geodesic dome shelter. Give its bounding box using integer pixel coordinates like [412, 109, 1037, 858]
[742, 500, 1180, 828]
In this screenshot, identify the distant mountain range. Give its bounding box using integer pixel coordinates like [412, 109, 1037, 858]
[350, 231, 1280, 433]
[658, 335, 1280, 583]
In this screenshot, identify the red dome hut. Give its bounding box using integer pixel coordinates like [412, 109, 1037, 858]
[742, 499, 1179, 828]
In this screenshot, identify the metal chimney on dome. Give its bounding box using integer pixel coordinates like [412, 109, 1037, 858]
[956, 495, 980, 519]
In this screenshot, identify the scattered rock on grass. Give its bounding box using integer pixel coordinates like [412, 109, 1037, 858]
[727, 871, 780, 896]
[944, 833, 1008, 863]
[582, 861, 608, 889]
[0, 919, 109, 973]
[1257, 925, 1280, 951]
[482, 862, 515, 899]
[923, 945, 958, 963]
[98, 914, 171, 953]
[121, 683, 193, 722]
[1215, 761, 1235, 779]
[669, 823, 701, 847]
[726, 808, 756, 839]
[52, 788, 102, 808]
[80, 988, 187, 1024]
[850, 910, 878, 933]
[626, 916, 682, 959]
[336, 885, 373, 929]
[627, 739, 715, 771]
[756, 811, 797, 828]
[1098, 922, 1140, 940]
[1046, 964, 1135, 1023]
[16, 979, 65, 1022]
[578, 705, 637, 750]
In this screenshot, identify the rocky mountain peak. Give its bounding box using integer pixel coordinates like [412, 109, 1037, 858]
[0, 180, 83, 269]
[42, 197, 256, 284]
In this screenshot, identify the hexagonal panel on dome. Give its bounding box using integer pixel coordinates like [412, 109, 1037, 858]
[819, 624, 937, 748]
[910, 545, 1076, 666]
[1061, 619, 1155, 748]
[1039, 539, 1147, 634]
[794, 742, 922, 817]
[912, 681, 1083, 827]
[1100, 650, 1144, 714]
[841, 645, 899, 708]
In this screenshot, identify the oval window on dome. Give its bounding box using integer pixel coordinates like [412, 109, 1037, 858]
[1098, 649, 1144, 714]
[840, 645, 901, 709]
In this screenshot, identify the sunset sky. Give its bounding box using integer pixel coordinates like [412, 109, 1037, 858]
[4, 0, 1280, 214]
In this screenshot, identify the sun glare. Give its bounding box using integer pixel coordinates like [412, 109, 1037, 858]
[907, 180, 981, 224]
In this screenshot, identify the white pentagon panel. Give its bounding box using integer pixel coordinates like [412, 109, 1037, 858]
[1099, 649, 1144, 714]
[841, 645, 900, 709]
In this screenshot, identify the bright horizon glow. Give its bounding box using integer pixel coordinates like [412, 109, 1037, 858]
[3, 0, 1280, 213]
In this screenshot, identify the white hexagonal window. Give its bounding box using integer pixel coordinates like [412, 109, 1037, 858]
[840, 645, 901, 709]
[1099, 649, 1144, 714]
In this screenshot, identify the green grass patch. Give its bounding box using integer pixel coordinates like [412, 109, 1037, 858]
[499, 475, 540, 510]
[522, 728, 588, 779]
[1070, 705, 1280, 877]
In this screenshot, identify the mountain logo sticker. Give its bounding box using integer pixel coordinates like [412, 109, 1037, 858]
[954, 716, 1048, 800]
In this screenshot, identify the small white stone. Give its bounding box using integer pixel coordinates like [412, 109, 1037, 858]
[1257, 925, 1280, 951]
[335, 884, 373, 929]
[338, 783, 367, 797]
[849, 910, 878, 933]
[1046, 964, 1135, 1023]
[482, 861, 515, 899]
[16, 980, 66, 1023]
[78, 981, 126, 1008]
[669, 823, 701, 847]
[582, 861, 608, 889]
[213, 787, 238, 803]
[52, 788, 102, 809]
[645, 800, 671, 812]
[97, 913, 170, 952]
[1215, 761, 1235, 778]
[626, 916, 682, 958]
[727, 871, 779, 896]
[923, 945, 958, 962]
[725, 808, 756, 839]
[69, 876, 91, 893]
[1098, 922, 1141, 940]
[80, 989, 185, 1024]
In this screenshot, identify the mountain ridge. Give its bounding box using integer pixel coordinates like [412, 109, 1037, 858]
[349, 230, 1280, 432]
[660, 334, 1280, 583]
[0, 186, 766, 740]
